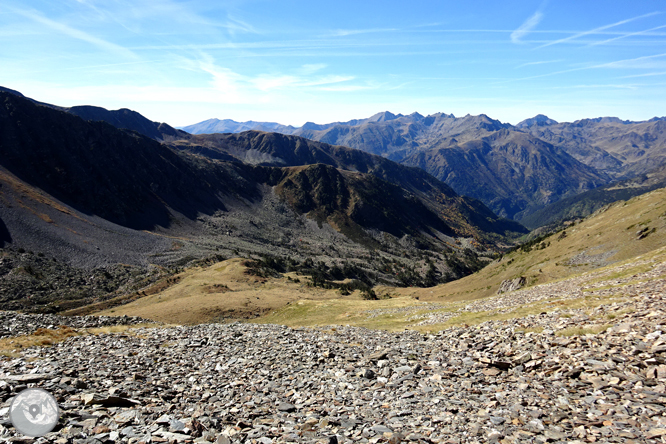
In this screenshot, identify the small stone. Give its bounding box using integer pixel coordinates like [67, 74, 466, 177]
[367, 350, 389, 361]
[169, 419, 186, 432]
[92, 425, 110, 434]
[216, 435, 231, 444]
[114, 410, 138, 425]
[155, 414, 172, 425]
[646, 428, 666, 439]
[489, 416, 506, 425]
[277, 402, 296, 412]
[359, 369, 375, 379]
[482, 368, 500, 376]
[487, 429, 503, 442]
[371, 425, 393, 434]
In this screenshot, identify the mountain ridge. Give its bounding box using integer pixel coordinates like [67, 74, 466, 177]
[0, 89, 526, 312]
[181, 110, 666, 223]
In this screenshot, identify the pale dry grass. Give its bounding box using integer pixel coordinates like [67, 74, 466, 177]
[556, 324, 611, 337]
[0, 326, 81, 357]
[394, 188, 666, 303]
[257, 296, 430, 331]
[94, 259, 347, 324]
[0, 324, 161, 358]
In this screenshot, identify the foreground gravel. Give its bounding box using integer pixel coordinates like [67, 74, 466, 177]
[1, 280, 666, 444]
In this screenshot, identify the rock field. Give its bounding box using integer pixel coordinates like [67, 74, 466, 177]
[0, 260, 665, 443]
[0, 312, 150, 338]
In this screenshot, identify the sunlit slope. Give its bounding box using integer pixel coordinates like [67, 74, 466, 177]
[395, 187, 666, 302]
[94, 258, 344, 324]
[96, 188, 666, 328]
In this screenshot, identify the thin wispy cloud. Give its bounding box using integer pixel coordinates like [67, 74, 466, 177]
[516, 59, 563, 68]
[190, 53, 359, 100]
[6, 59, 165, 76]
[568, 84, 637, 90]
[536, 11, 662, 48]
[318, 84, 372, 92]
[221, 15, 258, 36]
[496, 52, 666, 84]
[511, 11, 544, 44]
[622, 71, 666, 78]
[9, 7, 138, 59]
[589, 24, 666, 46]
[328, 28, 398, 37]
[597, 52, 666, 69]
[71, 0, 258, 37]
[300, 63, 327, 74]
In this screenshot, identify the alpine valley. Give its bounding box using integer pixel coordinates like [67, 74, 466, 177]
[2, 86, 666, 321]
[0, 88, 524, 314]
[182, 112, 666, 223]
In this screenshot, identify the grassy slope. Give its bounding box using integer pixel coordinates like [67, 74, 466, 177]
[393, 187, 666, 302]
[97, 188, 666, 329]
[94, 258, 349, 324]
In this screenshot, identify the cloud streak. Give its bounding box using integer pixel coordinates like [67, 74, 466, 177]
[10, 7, 138, 59]
[537, 11, 662, 48]
[495, 52, 666, 85]
[516, 59, 564, 68]
[588, 24, 666, 46]
[511, 11, 544, 44]
[189, 53, 362, 102]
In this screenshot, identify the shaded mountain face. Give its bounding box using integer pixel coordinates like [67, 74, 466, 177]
[0, 91, 245, 230]
[165, 130, 526, 240]
[257, 164, 457, 243]
[66, 106, 186, 141]
[0, 86, 184, 142]
[400, 130, 607, 220]
[181, 111, 666, 226]
[520, 163, 666, 230]
[523, 118, 666, 179]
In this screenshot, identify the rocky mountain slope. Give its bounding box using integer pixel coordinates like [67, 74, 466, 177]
[521, 116, 666, 179]
[399, 130, 605, 220]
[167, 131, 525, 237]
[182, 111, 666, 224]
[520, 163, 666, 230]
[0, 89, 524, 313]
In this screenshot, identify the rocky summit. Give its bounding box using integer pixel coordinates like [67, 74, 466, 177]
[0, 277, 665, 444]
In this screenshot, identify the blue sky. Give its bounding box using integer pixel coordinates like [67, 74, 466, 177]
[1, 1, 665, 127]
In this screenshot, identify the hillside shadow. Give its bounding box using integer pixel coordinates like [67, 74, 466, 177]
[0, 216, 11, 247]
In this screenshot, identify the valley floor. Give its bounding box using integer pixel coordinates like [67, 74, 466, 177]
[0, 247, 665, 442]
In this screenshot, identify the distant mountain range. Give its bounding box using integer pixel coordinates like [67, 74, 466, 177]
[0, 88, 525, 312]
[180, 118, 298, 135]
[181, 111, 666, 222]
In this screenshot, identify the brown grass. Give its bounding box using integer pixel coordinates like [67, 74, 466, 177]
[0, 323, 161, 358]
[556, 324, 611, 337]
[391, 188, 666, 303]
[0, 326, 80, 357]
[93, 258, 346, 324]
